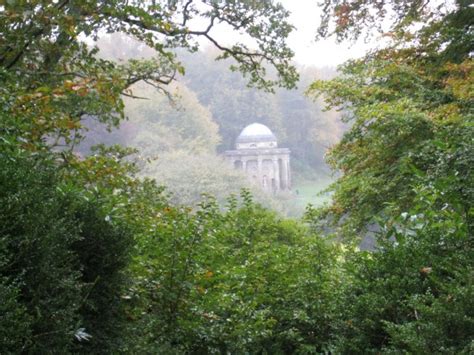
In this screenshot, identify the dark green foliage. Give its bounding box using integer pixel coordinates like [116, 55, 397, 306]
[0, 144, 134, 353]
[333, 191, 474, 353]
[0, 150, 82, 353]
[0, 278, 31, 353]
[72, 204, 133, 353]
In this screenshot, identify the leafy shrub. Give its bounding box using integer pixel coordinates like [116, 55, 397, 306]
[127, 191, 342, 353]
[332, 186, 474, 353]
[0, 150, 82, 352]
[0, 146, 134, 353]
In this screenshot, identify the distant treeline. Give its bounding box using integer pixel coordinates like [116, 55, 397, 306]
[86, 34, 345, 173]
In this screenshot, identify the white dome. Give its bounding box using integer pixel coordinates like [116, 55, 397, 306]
[240, 123, 274, 137]
[236, 123, 277, 143]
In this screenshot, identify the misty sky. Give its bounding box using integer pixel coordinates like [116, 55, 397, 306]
[280, 0, 373, 67]
[194, 0, 377, 68]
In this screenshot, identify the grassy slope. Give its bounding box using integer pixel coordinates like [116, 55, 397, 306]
[278, 173, 334, 217]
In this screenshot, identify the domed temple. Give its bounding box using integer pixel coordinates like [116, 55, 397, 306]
[224, 123, 291, 193]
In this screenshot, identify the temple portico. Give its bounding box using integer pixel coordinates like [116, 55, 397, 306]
[224, 123, 291, 193]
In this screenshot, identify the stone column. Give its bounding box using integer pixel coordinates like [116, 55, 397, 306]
[257, 155, 263, 183]
[285, 156, 291, 189]
[272, 157, 280, 192]
[280, 156, 288, 190]
[242, 158, 247, 172]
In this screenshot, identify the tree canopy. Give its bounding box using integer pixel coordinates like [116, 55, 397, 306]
[304, 1, 473, 352]
[309, 0, 473, 235]
[0, 0, 298, 153]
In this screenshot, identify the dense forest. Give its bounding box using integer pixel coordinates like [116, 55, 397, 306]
[1, 0, 472, 354]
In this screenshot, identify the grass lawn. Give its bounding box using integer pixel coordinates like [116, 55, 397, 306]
[280, 176, 334, 217]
